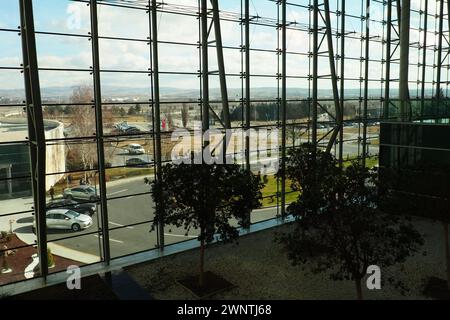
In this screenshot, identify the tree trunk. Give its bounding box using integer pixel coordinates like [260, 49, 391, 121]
[355, 278, 363, 300]
[199, 238, 205, 288]
[444, 222, 450, 291]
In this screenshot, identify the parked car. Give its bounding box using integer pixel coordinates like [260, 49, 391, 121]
[33, 209, 93, 232]
[46, 199, 96, 216]
[63, 185, 98, 201]
[124, 127, 141, 134]
[126, 157, 149, 167]
[113, 121, 140, 134]
[127, 143, 145, 155]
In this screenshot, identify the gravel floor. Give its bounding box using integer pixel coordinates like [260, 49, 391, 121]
[127, 217, 448, 300]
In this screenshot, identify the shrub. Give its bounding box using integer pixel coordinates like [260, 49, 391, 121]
[0, 231, 11, 243]
[47, 249, 55, 268]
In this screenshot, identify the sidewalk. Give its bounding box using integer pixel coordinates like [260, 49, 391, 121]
[0, 211, 100, 264]
[0, 194, 101, 264]
[0, 196, 34, 216]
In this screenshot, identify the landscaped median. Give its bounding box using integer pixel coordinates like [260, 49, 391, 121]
[0, 209, 100, 287]
[0, 232, 81, 286]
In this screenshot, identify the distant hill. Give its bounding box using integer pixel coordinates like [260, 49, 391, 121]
[0, 85, 435, 101]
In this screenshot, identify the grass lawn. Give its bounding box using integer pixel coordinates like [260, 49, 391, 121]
[260, 175, 299, 207]
[48, 157, 378, 202]
[343, 156, 379, 169]
[259, 157, 379, 208]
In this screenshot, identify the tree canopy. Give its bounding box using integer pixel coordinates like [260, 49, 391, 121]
[277, 144, 424, 299]
[150, 163, 263, 243]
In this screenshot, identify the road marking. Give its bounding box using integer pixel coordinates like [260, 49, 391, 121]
[109, 221, 134, 229]
[94, 234, 124, 244]
[107, 189, 128, 197]
[24, 253, 39, 279]
[164, 233, 197, 239]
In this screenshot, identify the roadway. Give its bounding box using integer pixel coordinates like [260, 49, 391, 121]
[12, 177, 279, 260]
[8, 126, 379, 261]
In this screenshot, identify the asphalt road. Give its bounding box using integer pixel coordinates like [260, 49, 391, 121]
[12, 126, 379, 260]
[36, 178, 279, 259]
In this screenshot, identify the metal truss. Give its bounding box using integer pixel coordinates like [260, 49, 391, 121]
[310, 0, 344, 158]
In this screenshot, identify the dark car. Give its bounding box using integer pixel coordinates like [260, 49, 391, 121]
[126, 158, 149, 167]
[125, 127, 141, 134]
[46, 199, 96, 216]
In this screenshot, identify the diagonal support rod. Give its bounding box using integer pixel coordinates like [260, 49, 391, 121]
[19, 0, 48, 280]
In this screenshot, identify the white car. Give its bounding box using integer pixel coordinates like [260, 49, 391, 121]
[127, 143, 145, 155]
[33, 209, 93, 232]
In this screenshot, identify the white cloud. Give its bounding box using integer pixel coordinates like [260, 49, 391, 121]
[0, 0, 446, 92]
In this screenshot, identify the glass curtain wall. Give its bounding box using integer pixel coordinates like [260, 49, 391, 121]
[0, 0, 448, 287]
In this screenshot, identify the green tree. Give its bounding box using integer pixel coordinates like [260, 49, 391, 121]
[181, 103, 189, 128]
[277, 144, 424, 299]
[44, 105, 64, 118]
[147, 162, 263, 287]
[67, 86, 96, 181]
[128, 105, 137, 116]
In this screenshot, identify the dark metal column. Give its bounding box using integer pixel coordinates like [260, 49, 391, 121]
[384, 0, 392, 119]
[362, 0, 370, 166]
[19, 0, 48, 279]
[210, 0, 231, 131]
[420, 0, 428, 118]
[150, 0, 164, 249]
[245, 0, 251, 171]
[339, 0, 346, 166]
[89, 0, 111, 263]
[280, 0, 287, 217]
[396, 0, 402, 29]
[323, 0, 342, 154]
[201, 0, 210, 140]
[312, 0, 319, 147]
[436, 0, 444, 102]
[399, 0, 411, 121]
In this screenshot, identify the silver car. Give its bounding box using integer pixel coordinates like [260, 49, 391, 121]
[33, 209, 93, 232]
[63, 185, 98, 201]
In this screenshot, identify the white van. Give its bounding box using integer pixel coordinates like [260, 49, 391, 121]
[127, 143, 145, 155]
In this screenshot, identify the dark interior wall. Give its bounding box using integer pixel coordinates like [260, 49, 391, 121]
[380, 122, 450, 169]
[0, 143, 32, 195]
[380, 122, 450, 221]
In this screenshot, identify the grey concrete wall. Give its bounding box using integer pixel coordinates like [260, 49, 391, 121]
[44, 121, 66, 190]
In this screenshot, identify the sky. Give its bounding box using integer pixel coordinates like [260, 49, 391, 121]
[0, 0, 446, 95]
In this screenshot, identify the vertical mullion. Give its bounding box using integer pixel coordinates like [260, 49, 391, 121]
[281, 0, 287, 216]
[312, 0, 319, 147]
[339, 0, 345, 166]
[384, 0, 392, 120]
[89, 0, 110, 263]
[420, 0, 428, 119]
[436, 0, 444, 103]
[150, 0, 164, 249]
[201, 0, 210, 141]
[245, 0, 251, 172]
[362, 0, 370, 166]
